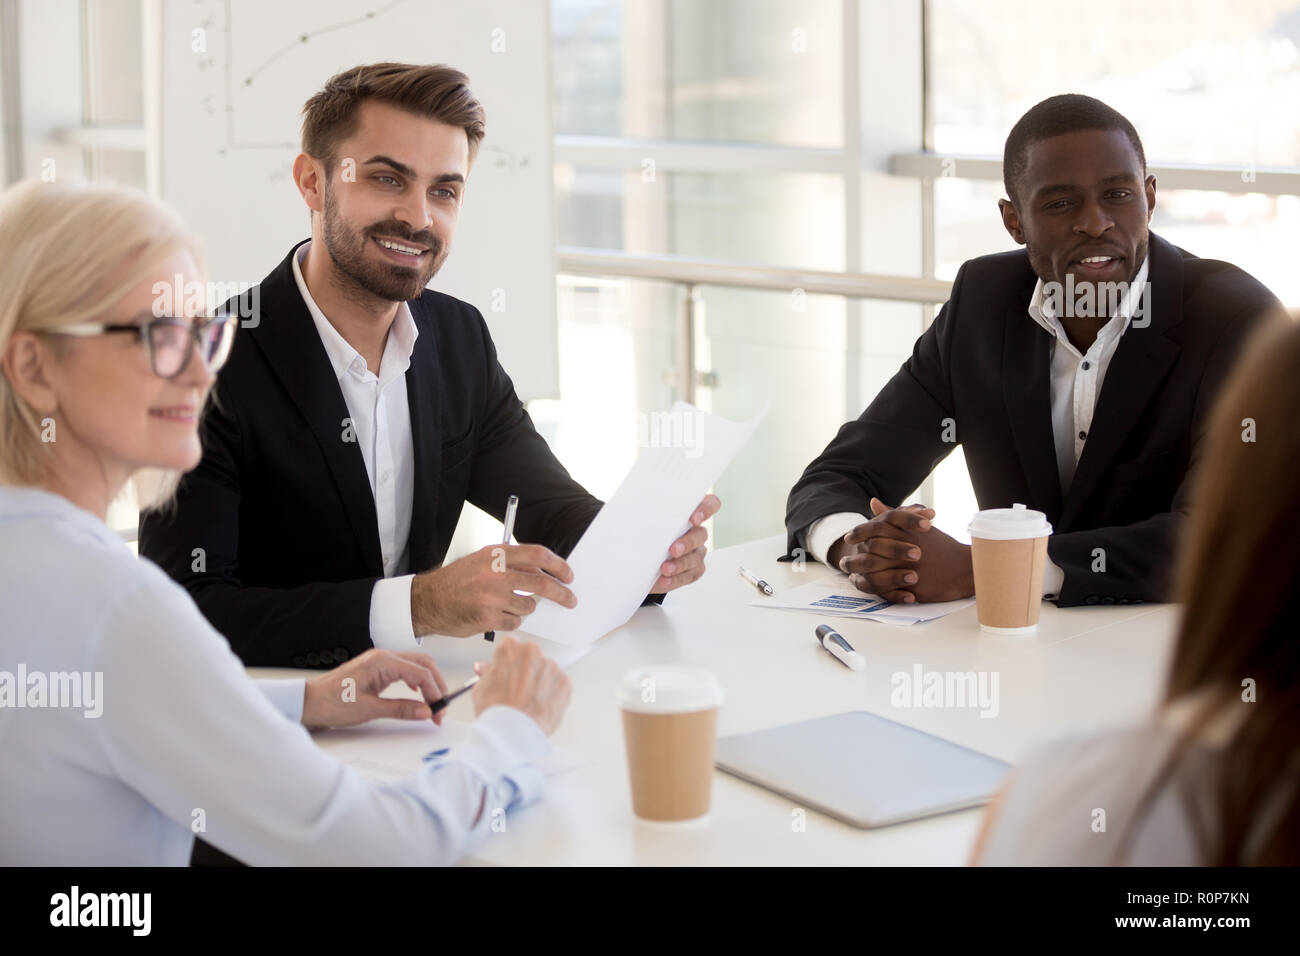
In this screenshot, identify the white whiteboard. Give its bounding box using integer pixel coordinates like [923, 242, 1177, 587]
[160, 0, 558, 399]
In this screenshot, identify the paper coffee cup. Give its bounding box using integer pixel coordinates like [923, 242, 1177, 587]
[618, 666, 724, 823]
[967, 504, 1052, 635]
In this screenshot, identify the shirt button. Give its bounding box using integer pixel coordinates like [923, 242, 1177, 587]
[1081, 361, 1091, 370]
[381, 471, 391, 484]
[1078, 430, 1087, 440]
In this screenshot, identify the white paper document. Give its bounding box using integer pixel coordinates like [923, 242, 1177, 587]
[324, 716, 588, 782]
[520, 402, 766, 646]
[750, 575, 974, 626]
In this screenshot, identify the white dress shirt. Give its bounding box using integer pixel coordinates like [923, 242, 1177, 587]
[292, 243, 420, 650]
[805, 257, 1150, 602]
[0, 485, 548, 865]
[1032, 256, 1150, 497]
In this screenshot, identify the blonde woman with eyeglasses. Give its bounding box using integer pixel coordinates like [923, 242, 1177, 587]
[0, 180, 571, 865]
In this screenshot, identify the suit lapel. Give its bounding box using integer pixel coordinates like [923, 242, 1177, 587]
[1058, 234, 1184, 529]
[247, 242, 384, 573]
[1002, 304, 1064, 524]
[405, 297, 444, 571]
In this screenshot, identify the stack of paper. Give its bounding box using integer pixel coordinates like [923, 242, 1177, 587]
[750, 576, 974, 626]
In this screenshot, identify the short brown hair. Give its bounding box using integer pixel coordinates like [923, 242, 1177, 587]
[301, 62, 486, 170]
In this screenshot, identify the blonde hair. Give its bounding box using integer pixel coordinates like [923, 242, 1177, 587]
[0, 179, 206, 509]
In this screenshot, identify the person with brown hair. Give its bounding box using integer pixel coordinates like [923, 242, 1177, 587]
[140, 63, 720, 667]
[972, 313, 1300, 865]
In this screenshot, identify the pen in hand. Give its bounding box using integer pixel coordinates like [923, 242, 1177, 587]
[485, 494, 519, 643]
[429, 675, 480, 716]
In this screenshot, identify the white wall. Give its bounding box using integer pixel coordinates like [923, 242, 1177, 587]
[158, 0, 560, 400]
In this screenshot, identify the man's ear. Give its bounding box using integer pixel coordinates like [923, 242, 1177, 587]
[998, 197, 1026, 245]
[293, 153, 326, 214]
[2, 333, 60, 415]
[1145, 173, 1157, 221]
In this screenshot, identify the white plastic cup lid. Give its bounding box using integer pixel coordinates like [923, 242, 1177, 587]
[967, 503, 1052, 540]
[618, 665, 724, 714]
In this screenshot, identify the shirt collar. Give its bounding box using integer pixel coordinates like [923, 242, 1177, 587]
[292, 241, 418, 383]
[1028, 253, 1151, 343]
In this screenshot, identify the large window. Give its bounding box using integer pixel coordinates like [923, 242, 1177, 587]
[5, 1, 1299, 552]
[551, 0, 930, 547]
[551, 0, 1300, 549]
[552, 0, 844, 147]
[931, 0, 1300, 304]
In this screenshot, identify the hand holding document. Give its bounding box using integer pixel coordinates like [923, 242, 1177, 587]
[520, 402, 766, 647]
[751, 575, 974, 626]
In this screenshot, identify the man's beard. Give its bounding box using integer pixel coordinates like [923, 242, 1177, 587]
[1026, 234, 1148, 320]
[321, 183, 446, 303]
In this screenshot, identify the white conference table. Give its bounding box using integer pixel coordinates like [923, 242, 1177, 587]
[250, 534, 1178, 866]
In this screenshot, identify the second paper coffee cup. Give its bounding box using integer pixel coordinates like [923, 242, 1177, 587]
[967, 503, 1052, 635]
[618, 665, 724, 823]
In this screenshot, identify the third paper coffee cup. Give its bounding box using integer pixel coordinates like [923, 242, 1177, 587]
[618, 665, 724, 823]
[967, 503, 1052, 635]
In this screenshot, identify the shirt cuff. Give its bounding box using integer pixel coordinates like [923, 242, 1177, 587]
[1042, 558, 1065, 601]
[806, 512, 870, 566]
[370, 574, 419, 650]
[255, 678, 306, 723]
[449, 705, 551, 784]
[499, 764, 546, 810]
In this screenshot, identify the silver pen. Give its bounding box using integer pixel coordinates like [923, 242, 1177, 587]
[485, 494, 519, 642]
[501, 494, 519, 543]
[739, 564, 774, 596]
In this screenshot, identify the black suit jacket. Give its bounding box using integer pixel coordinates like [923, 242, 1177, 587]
[785, 233, 1282, 606]
[141, 241, 655, 666]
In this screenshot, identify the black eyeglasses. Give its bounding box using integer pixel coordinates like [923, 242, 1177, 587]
[50, 314, 236, 380]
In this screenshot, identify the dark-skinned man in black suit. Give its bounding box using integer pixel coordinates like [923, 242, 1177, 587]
[786, 94, 1282, 608]
[141, 63, 720, 668]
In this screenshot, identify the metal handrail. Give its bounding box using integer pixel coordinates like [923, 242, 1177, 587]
[557, 248, 952, 407]
[889, 151, 1300, 197]
[555, 135, 1300, 197]
[557, 247, 952, 304]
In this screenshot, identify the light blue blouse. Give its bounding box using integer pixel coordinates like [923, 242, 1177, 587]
[0, 486, 548, 865]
